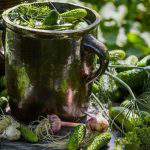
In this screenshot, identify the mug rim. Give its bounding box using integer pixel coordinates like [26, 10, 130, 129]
[2, 2, 101, 36]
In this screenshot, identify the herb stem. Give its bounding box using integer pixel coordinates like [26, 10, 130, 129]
[109, 65, 150, 71]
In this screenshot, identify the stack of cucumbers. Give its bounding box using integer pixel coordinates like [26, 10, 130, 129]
[9, 5, 89, 30]
[93, 49, 150, 103]
[68, 125, 112, 150]
[92, 49, 150, 149]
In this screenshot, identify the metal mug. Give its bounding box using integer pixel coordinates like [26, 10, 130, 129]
[0, 0, 25, 75]
[2, 2, 109, 122]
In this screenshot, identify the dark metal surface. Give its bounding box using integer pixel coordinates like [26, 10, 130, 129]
[2, 2, 109, 123]
[0, 0, 21, 15]
[0, 31, 5, 76]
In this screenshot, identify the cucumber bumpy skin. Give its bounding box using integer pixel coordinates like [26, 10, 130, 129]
[140, 111, 150, 126]
[117, 69, 148, 90]
[109, 50, 126, 61]
[68, 125, 86, 150]
[61, 8, 87, 23]
[125, 55, 138, 66]
[43, 10, 59, 26]
[113, 55, 138, 72]
[19, 125, 38, 143]
[121, 100, 132, 109]
[109, 107, 141, 131]
[87, 132, 112, 150]
[74, 21, 88, 30]
[93, 74, 121, 103]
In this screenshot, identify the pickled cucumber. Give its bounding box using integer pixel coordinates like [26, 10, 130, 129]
[43, 10, 59, 26]
[109, 50, 126, 61]
[109, 107, 141, 131]
[74, 21, 88, 30]
[140, 111, 150, 126]
[114, 55, 138, 72]
[68, 125, 86, 150]
[117, 69, 148, 90]
[94, 74, 121, 103]
[87, 132, 111, 150]
[125, 55, 138, 66]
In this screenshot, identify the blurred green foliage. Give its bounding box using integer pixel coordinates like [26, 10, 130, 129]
[53, 0, 150, 57]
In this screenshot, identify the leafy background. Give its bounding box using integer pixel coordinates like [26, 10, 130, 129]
[50, 0, 150, 57]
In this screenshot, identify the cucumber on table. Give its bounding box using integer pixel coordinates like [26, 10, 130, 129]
[19, 125, 38, 143]
[121, 99, 132, 109]
[125, 55, 138, 66]
[109, 50, 126, 61]
[140, 111, 150, 126]
[138, 92, 150, 113]
[97, 74, 121, 102]
[109, 107, 141, 131]
[117, 69, 148, 91]
[68, 125, 86, 150]
[87, 132, 112, 150]
[114, 55, 138, 72]
[122, 92, 150, 113]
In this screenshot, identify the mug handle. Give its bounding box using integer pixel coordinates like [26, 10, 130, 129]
[83, 34, 109, 83]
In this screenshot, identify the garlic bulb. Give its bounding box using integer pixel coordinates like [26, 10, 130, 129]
[4, 125, 21, 141]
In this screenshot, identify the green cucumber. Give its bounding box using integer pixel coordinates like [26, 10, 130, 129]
[137, 55, 150, 67]
[109, 107, 141, 131]
[138, 92, 150, 113]
[125, 55, 138, 66]
[121, 100, 132, 109]
[95, 74, 121, 103]
[61, 9, 87, 23]
[87, 132, 111, 150]
[114, 55, 138, 72]
[109, 50, 126, 61]
[74, 21, 88, 30]
[68, 125, 86, 150]
[121, 103, 150, 126]
[19, 125, 38, 143]
[117, 69, 148, 90]
[140, 111, 150, 126]
[43, 10, 59, 26]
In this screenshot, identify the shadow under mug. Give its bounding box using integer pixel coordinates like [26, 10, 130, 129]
[2, 2, 109, 122]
